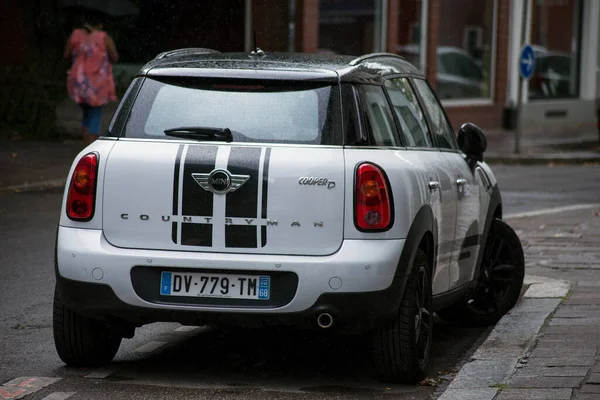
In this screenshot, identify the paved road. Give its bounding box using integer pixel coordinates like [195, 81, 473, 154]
[491, 164, 600, 216]
[0, 189, 486, 400]
[0, 164, 597, 399]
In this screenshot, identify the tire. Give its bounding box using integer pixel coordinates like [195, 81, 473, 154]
[371, 248, 433, 384]
[53, 284, 122, 367]
[437, 218, 525, 327]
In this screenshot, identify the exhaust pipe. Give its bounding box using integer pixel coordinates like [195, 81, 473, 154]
[317, 312, 334, 329]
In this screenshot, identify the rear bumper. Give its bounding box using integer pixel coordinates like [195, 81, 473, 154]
[56, 226, 406, 328]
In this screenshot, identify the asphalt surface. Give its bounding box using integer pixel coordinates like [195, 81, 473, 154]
[0, 164, 598, 399]
[491, 164, 600, 216]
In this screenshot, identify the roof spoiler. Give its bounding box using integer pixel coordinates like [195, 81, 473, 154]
[349, 52, 406, 66]
[154, 48, 220, 60]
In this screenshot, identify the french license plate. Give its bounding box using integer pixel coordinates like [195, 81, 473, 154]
[160, 271, 270, 300]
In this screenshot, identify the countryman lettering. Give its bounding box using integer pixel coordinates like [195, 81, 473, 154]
[118, 214, 324, 227]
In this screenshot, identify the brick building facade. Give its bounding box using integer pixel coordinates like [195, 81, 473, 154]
[2, 0, 598, 132]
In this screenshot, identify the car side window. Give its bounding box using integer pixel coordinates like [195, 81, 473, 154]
[412, 79, 458, 150]
[384, 78, 433, 148]
[360, 85, 399, 147]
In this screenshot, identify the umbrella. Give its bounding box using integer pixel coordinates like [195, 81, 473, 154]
[59, 0, 140, 17]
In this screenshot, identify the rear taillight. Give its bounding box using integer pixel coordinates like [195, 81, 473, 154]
[66, 153, 98, 221]
[355, 163, 393, 231]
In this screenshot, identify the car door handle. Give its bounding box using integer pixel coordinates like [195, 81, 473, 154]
[456, 178, 468, 187]
[428, 181, 440, 190]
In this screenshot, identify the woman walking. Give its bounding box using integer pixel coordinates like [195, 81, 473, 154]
[64, 14, 118, 145]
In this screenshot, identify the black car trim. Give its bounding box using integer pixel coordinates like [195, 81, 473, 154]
[178, 145, 218, 246]
[261, 147, 271, 247]
[172, 144, 184, 216]
[384, 204, 436, 315]
[473, 183, 502, 282]
[109, 77, 144, 138]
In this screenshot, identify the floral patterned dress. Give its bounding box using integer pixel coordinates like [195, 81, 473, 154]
[67, 29, 117, 108]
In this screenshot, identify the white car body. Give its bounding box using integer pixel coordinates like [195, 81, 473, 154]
[57, 136, 497, 310]
[53, 50, 519, 383]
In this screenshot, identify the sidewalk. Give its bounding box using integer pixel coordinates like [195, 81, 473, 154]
[499, 207, 600, 400]
[438, 205, 600, 400]
[484, 126, 600, 164]
[0, 137, 84, 192]
[1, 116, 599, 192]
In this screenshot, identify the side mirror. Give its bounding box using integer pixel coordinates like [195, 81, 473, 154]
[457, 122, 487, 163]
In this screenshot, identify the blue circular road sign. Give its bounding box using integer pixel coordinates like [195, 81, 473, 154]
[519, 44, 536, 80]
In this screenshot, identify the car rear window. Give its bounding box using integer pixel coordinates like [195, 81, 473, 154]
[121, 77, 342, 145]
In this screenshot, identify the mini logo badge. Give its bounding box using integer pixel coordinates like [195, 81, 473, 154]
[192, 169, 250, 194]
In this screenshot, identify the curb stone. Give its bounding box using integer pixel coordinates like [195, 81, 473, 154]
[437, 275, 572, 400]
[0, 179, 66, 193]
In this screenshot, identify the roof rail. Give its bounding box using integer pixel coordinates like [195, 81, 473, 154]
[348, 52, 406, 66]
[155, 48, 220, 60]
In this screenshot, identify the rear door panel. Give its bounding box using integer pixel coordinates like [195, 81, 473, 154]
[441, 152, 481, 289]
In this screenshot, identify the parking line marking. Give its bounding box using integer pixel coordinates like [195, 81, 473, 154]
[174, 325, 200, 332]
[134, 341, 168, 353]
[85, 365, 119, 379]
[505, 203, 600, 220]
[41, 392, 76, 400]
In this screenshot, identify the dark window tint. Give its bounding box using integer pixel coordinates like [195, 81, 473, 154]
[341, 84, 366, 145]
[360, 85, 399, 147]
[385, 78, 432, 148]
[412, 79, 457, 150]
[122, 77, 342, 145]
[108, 77, 143, 137]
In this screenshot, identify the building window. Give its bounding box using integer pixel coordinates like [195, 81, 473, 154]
[437, 0, 496, 101]
[529, 0, 583, 100]
[318, 0, 384, 55]
[395, 0, 425, 72]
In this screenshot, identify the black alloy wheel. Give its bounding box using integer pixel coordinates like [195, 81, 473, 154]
[437, 218, 525, 327]
[414, 263, 433, 366]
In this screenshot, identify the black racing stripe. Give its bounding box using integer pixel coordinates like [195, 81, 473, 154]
[171, 222, 177, 244]
[225, 146, 261, 248]
[182, 145, 217, 216]
[459, 251, 471, 261]
[463, 234, 480, 248]
[181, 223, 212, 246]
[226, 225, 257, 248]
[172, 144, 184, 215]
[261, 148, 271, 219]
[181, 145, 217, 247]
[261, 148, 271, 248]
[261, 226, 267, 248]
[226, 146, 261, 219]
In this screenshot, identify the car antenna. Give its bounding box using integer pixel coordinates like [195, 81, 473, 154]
[250, 4, 265, 57]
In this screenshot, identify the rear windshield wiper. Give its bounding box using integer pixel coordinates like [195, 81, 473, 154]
[164, 126, 233, 142]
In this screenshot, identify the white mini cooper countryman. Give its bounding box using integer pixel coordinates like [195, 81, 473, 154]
[53, 48, 525, 383]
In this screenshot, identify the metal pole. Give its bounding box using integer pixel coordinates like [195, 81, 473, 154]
[515, 79, 522, 154]
[514, 0, 528, 155]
